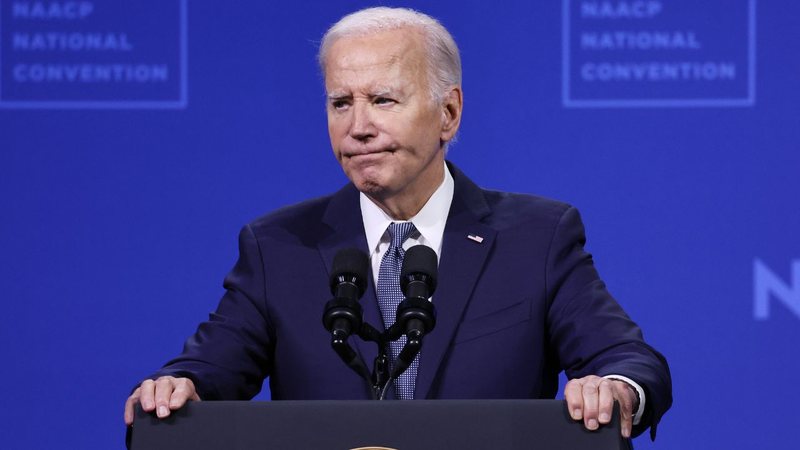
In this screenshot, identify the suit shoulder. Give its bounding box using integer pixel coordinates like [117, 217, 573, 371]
[481, 189, 575, 228]
[246, 192, 334, 238]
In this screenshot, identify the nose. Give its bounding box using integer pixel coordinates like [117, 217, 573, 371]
[349, 100, 377, 142]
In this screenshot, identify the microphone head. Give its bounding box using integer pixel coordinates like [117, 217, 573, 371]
[400, 245, 438, 295]
[330, 248, 370, 298]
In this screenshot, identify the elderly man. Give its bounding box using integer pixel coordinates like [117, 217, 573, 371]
[125, 7, 671, 440]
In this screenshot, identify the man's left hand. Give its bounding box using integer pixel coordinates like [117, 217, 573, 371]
[564, 375, 637, 438]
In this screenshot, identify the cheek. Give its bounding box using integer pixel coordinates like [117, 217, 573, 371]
[407, 107, 442, 137]
[327, 118, 346, 148]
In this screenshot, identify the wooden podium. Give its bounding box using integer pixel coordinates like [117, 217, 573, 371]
[130, 399, 630, 450]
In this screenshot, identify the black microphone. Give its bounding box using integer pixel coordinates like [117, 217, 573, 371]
[322, 248, 373, 388]
[400, 245, 438, 301]
[322, 248, 369, 341]
[329, 248, 369, 299]
[398, 245, 438, 340]
[384, 245, 438, 385]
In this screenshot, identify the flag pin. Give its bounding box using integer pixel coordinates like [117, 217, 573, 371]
[467, 234, 484, 243]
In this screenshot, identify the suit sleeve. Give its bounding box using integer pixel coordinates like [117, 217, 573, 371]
[545, 206, 672, 439]
[146, 224, 274, 400]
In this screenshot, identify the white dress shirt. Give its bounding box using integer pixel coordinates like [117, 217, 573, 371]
[360, 163, 454, 284]
[358, 163, 645, 425]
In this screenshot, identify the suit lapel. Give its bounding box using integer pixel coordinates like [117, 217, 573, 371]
[416, 163, 496, 398]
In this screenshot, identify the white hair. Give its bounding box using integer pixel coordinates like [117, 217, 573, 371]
[318, 7, 462, 104]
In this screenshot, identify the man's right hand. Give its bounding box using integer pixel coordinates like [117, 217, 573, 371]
[124, 376, 201, 426]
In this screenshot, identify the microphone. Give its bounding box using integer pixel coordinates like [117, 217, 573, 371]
[322, 248, 369, 342]
[398, 245, 438, 340]
[386, 245, 437, 383]
[322, 248, 372, 387]
[329, 248, 369, 298]
[400, 245, 438, 303]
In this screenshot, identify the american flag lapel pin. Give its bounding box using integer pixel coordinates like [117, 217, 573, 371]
[467, 234, 484, 243]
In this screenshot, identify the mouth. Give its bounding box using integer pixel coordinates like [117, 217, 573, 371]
[343, 148, 394, 159]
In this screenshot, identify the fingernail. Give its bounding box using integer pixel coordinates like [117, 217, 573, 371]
[623, 427, 631, 438]
[157, 406, 168, 417]
[599, 412, 610, 423]
[573, 408, 582, 419]
[588, 419, 598, 430]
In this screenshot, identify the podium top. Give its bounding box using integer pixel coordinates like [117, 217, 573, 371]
[131, 399, 628, 450]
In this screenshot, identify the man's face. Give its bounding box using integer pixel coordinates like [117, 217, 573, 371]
[324, 28, 448, 206]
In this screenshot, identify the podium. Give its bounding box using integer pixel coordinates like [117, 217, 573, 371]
[130, 400, 630, 450]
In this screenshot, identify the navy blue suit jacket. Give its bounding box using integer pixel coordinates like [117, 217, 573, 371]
[153, 163, 671, 438]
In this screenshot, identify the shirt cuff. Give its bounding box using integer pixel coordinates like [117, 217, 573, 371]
[603, 374, 645, 426]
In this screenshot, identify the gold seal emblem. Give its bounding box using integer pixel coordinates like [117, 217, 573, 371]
[350, 447, 398, 450]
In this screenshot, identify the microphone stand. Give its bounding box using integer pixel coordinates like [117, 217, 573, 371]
[325, 312, 432, 400]
[323, 245, 437, 400]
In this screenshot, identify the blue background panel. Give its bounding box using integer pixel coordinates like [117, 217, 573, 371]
[1, 1, 798, 449]
[1, 0, 187, 106]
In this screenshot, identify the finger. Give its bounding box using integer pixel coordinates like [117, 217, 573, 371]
[613, 382, 635, 438]
[139, 379, 156, 412]
[154, 377, 176, 418]
[597, 379, 614, 425]
[581, 378, 601, 430]
[168, 378, 198, 410]
[124, 388, 141, 425]
[563, 379, 584, 420]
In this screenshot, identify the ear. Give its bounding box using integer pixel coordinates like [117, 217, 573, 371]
[439, 86, 463, 143]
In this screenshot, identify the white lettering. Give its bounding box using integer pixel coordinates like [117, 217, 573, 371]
[11, 32, 133, 51]
[754, 259, 800, 320]
[12, 64, 169, 83]
[581, 1, 662, 19]
[581, 31, 702, 50]
[11, 2, 94, 20]
[581, 62, 736, 81]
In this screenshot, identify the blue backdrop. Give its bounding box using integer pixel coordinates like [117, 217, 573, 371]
[1, 1, 798, 448]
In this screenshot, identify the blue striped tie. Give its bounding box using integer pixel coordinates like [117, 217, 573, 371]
[377, 222, 419, 399]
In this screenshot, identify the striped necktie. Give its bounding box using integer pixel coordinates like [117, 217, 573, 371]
[377, 222, 418, 399]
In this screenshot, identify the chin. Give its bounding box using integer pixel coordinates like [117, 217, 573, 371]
[347, 166, 390, 194]
[353, 177, 388, 196]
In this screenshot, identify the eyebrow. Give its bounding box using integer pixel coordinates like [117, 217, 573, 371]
[327, 91, 350, 100]
[370, 87, 393, 97]
[326, 86, 399, 101]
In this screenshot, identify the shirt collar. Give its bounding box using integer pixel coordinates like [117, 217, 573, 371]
[360, 163, 455, 255]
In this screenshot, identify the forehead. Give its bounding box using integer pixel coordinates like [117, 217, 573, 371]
[324, 28, 428, 91]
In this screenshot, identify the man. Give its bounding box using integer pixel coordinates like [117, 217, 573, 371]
[125, 7, 671, 440]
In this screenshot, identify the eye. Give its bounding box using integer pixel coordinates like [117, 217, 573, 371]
[331, 99, 350, 110]
[374, 97, 396, 106]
